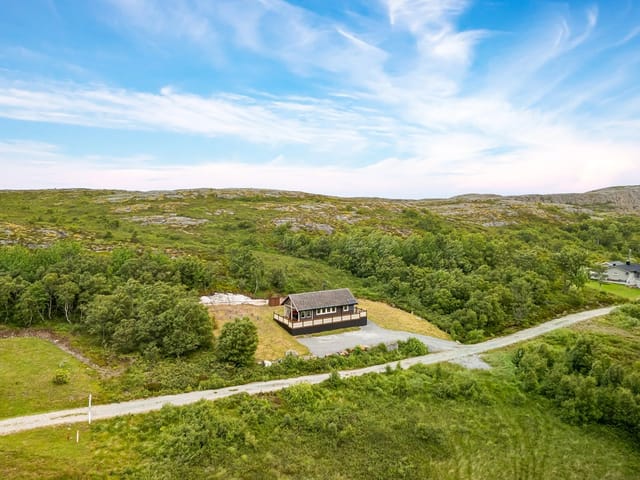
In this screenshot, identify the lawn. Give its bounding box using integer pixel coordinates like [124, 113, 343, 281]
[0, 338, 101, 419]
[586, 280, 640, 300]
[358, 299, 451, 339]
[209, 304, 310, 360]
[0, 424, 95, 479]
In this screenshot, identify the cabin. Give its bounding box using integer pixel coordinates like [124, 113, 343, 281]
[273, 288, 367, 335]
[598, 260, 640, 288]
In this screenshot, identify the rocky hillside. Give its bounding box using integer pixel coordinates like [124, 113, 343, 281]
[507, 185, 640, 213]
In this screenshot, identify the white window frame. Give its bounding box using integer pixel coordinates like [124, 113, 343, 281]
[300, 310, 312, 319]
[343, 305, 350, 312]
[315, 306, 337, 315]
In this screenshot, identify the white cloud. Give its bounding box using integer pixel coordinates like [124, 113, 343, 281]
[2, 1, 639, 197]
[0, 81, 399, 150]
[2, 138, 638, 198]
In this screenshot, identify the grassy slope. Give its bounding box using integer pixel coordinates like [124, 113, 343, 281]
[586, 280, 640, 300]
[0, 300, 451, 419]
[2, 190, 639, 477]
[358, 298, 451, 339]
[0, 338, 101, 419]
[0, 188, 592, 257]
[2, 310, 640, 479]
[210, 304, 310, 360]
[0, 365, 638, 479]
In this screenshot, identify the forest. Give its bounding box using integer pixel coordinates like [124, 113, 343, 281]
[1, 213, 630, 346]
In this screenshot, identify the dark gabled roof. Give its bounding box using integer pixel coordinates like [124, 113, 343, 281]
[281, 288, 357, 311]
[608, 261, 640, 272]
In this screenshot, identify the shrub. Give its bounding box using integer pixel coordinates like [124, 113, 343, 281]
[216, 317, 258, 367]
[398, 337, 428, 357]
[52, 368, 70, 385]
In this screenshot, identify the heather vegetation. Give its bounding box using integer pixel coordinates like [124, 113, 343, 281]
[3, 352, 640, 479]
[1, 189, 640, 478]
[2, 189, 638, 344]
[512, 304, 640, 441]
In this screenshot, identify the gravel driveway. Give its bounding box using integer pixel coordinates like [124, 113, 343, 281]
[296, 320, 460, 356]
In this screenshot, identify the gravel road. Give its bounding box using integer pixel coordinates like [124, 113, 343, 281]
[0, 306, 614, 436]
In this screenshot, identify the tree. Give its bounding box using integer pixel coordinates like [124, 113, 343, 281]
[567, 336, 595, 375]
[229, 249, 264, 295]
[54, 277, 79, 323]
[0, 275, 24, 323]
[41, 272, 59, 319]
[590, 263, 607, 286]
[83, 280, 213, 357]
[15, 281, 48, 326]
[268, 267, 287, 291]
[553, 246, 588, 291]
[216, 317, 258, 367]
[175, 256, 214, 291]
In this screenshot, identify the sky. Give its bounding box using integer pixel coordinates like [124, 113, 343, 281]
[1, 0, 639, 198]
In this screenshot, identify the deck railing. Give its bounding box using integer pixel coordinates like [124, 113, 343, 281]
[273, 307, 367, 330]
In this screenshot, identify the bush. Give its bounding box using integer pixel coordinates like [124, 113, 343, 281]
[398, 337, 428, 357]
[217, 317, 258, 367]
[52, 368, 70, 385]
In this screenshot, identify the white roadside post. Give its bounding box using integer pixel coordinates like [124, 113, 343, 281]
[88, 393, 92, 425]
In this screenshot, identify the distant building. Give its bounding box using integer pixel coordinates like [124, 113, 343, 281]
[598, 260, 640, 288]
[273, 288, 367, 334]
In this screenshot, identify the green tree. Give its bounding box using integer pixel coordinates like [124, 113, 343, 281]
[229, 249, 264, 295]
[0, 275, 24, 323]
[54, 276, 79, 323]
[217, 317, 258, 367]
[175, 256, 214, 291]
[567, 336, 595, 375]
[15, 281, 48, 326]
[83, 280, 213, 357]
[553, 246, 588, 291]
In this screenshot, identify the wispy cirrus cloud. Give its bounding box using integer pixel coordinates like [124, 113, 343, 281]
[0, 81, 404, 150]
[386, 0, 487, 66]
[1, 0, 640, 196]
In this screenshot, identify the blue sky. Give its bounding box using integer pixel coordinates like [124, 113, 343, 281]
[1, 0, 639, 198]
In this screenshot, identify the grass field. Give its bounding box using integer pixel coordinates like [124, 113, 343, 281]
[2, 310, 640, 479]
[0, 338, 101, 419]
[0, 365, 638, 479]
[358, 299, 451, 339]
[586, 280, 640, 300]
[209, 304, 310, 360]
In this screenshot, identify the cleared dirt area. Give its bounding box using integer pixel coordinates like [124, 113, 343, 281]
[209, 304, 310, 360]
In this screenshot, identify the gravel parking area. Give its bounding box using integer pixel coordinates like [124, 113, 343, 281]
[297, 320, 461, 356]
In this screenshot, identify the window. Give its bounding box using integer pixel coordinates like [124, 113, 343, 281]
[315, 306, 337, 315]
[343, 305, 350, 312]
[300, 310, 312, 319]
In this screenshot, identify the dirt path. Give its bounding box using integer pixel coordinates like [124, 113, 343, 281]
[0, 329, 113, 378]
[0, 306, 615, 436]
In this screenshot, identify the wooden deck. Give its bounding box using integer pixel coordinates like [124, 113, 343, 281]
[273, 308, 367, 335]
